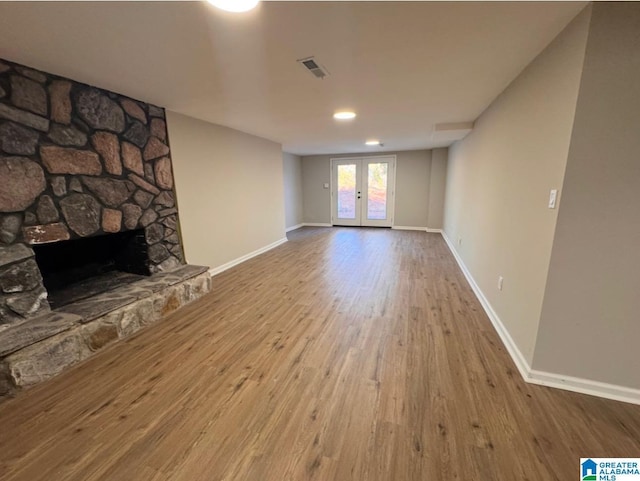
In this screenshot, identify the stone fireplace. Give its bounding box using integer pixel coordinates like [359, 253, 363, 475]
[0, 58, 211, 397]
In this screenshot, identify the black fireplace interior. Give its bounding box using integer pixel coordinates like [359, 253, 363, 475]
[33, 229, 151, 309]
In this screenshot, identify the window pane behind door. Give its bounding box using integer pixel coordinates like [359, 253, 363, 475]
[337, 164, 357, 219]
[367, 163, 388, 220]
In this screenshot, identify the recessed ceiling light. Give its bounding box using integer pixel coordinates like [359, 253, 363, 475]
[333, 111, 356, 120]
[365, 140, 381, 146]
[207, 0, 260, 13]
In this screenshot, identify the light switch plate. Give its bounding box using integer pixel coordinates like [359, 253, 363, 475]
[323, 183, 329, 189]
[548, 189, 558, 209]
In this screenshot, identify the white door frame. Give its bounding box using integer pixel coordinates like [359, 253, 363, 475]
[330, 155, 396, 227]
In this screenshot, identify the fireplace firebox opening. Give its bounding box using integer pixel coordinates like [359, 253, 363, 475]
[33, 229, 151, 309]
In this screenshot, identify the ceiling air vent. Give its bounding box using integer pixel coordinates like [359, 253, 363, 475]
[297, 56, 329, 79]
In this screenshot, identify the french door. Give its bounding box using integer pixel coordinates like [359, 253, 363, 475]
[331, 156, 396, 227]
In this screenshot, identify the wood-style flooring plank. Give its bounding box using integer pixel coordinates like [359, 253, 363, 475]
[0, 227, 639, 480]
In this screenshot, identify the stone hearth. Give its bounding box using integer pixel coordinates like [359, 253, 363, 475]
[0, 265, 211, 397]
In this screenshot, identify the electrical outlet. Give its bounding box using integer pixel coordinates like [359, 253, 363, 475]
[498, 276, 504, 291]
[548, 189, 558, 209]
[323, 183, 329, 189]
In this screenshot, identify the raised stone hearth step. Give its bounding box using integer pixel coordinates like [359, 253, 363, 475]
[62, 296, 139, 324]
[0, 265, 211, 398]
[0, 312, 80, 357]
[59, 265, 209, 324]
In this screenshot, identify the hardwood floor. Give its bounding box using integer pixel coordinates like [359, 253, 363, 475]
[0, 227, 638, 480]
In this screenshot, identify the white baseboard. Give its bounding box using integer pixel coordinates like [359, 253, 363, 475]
[440, 231, 531, 380]
[391, 226, 443, 234]
[285, 223, 304, 233]
[392, 226, 428, 231]
[208, 237, 288, 277]
[527, 369, 640, 405]
[302, 223, 332, 227]
[440, 230, 640, 405]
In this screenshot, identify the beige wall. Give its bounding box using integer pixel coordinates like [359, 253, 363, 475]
[302, 150, 443, 228]
[534, 3, 640, 389]
[428, 148, 448, 230]
[393, 150, 431, 228]
[301, 154, 331, 224]
[443, 8, 591, 364]
[282, 152, 303, 229]
[166, 111, 285, 269]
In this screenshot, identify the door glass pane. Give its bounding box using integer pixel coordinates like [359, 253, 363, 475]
[367, 163, 388, 220]
[337, 164, 357, 219]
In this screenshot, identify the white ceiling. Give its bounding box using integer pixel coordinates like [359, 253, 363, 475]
[0, 1, 586, 155]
